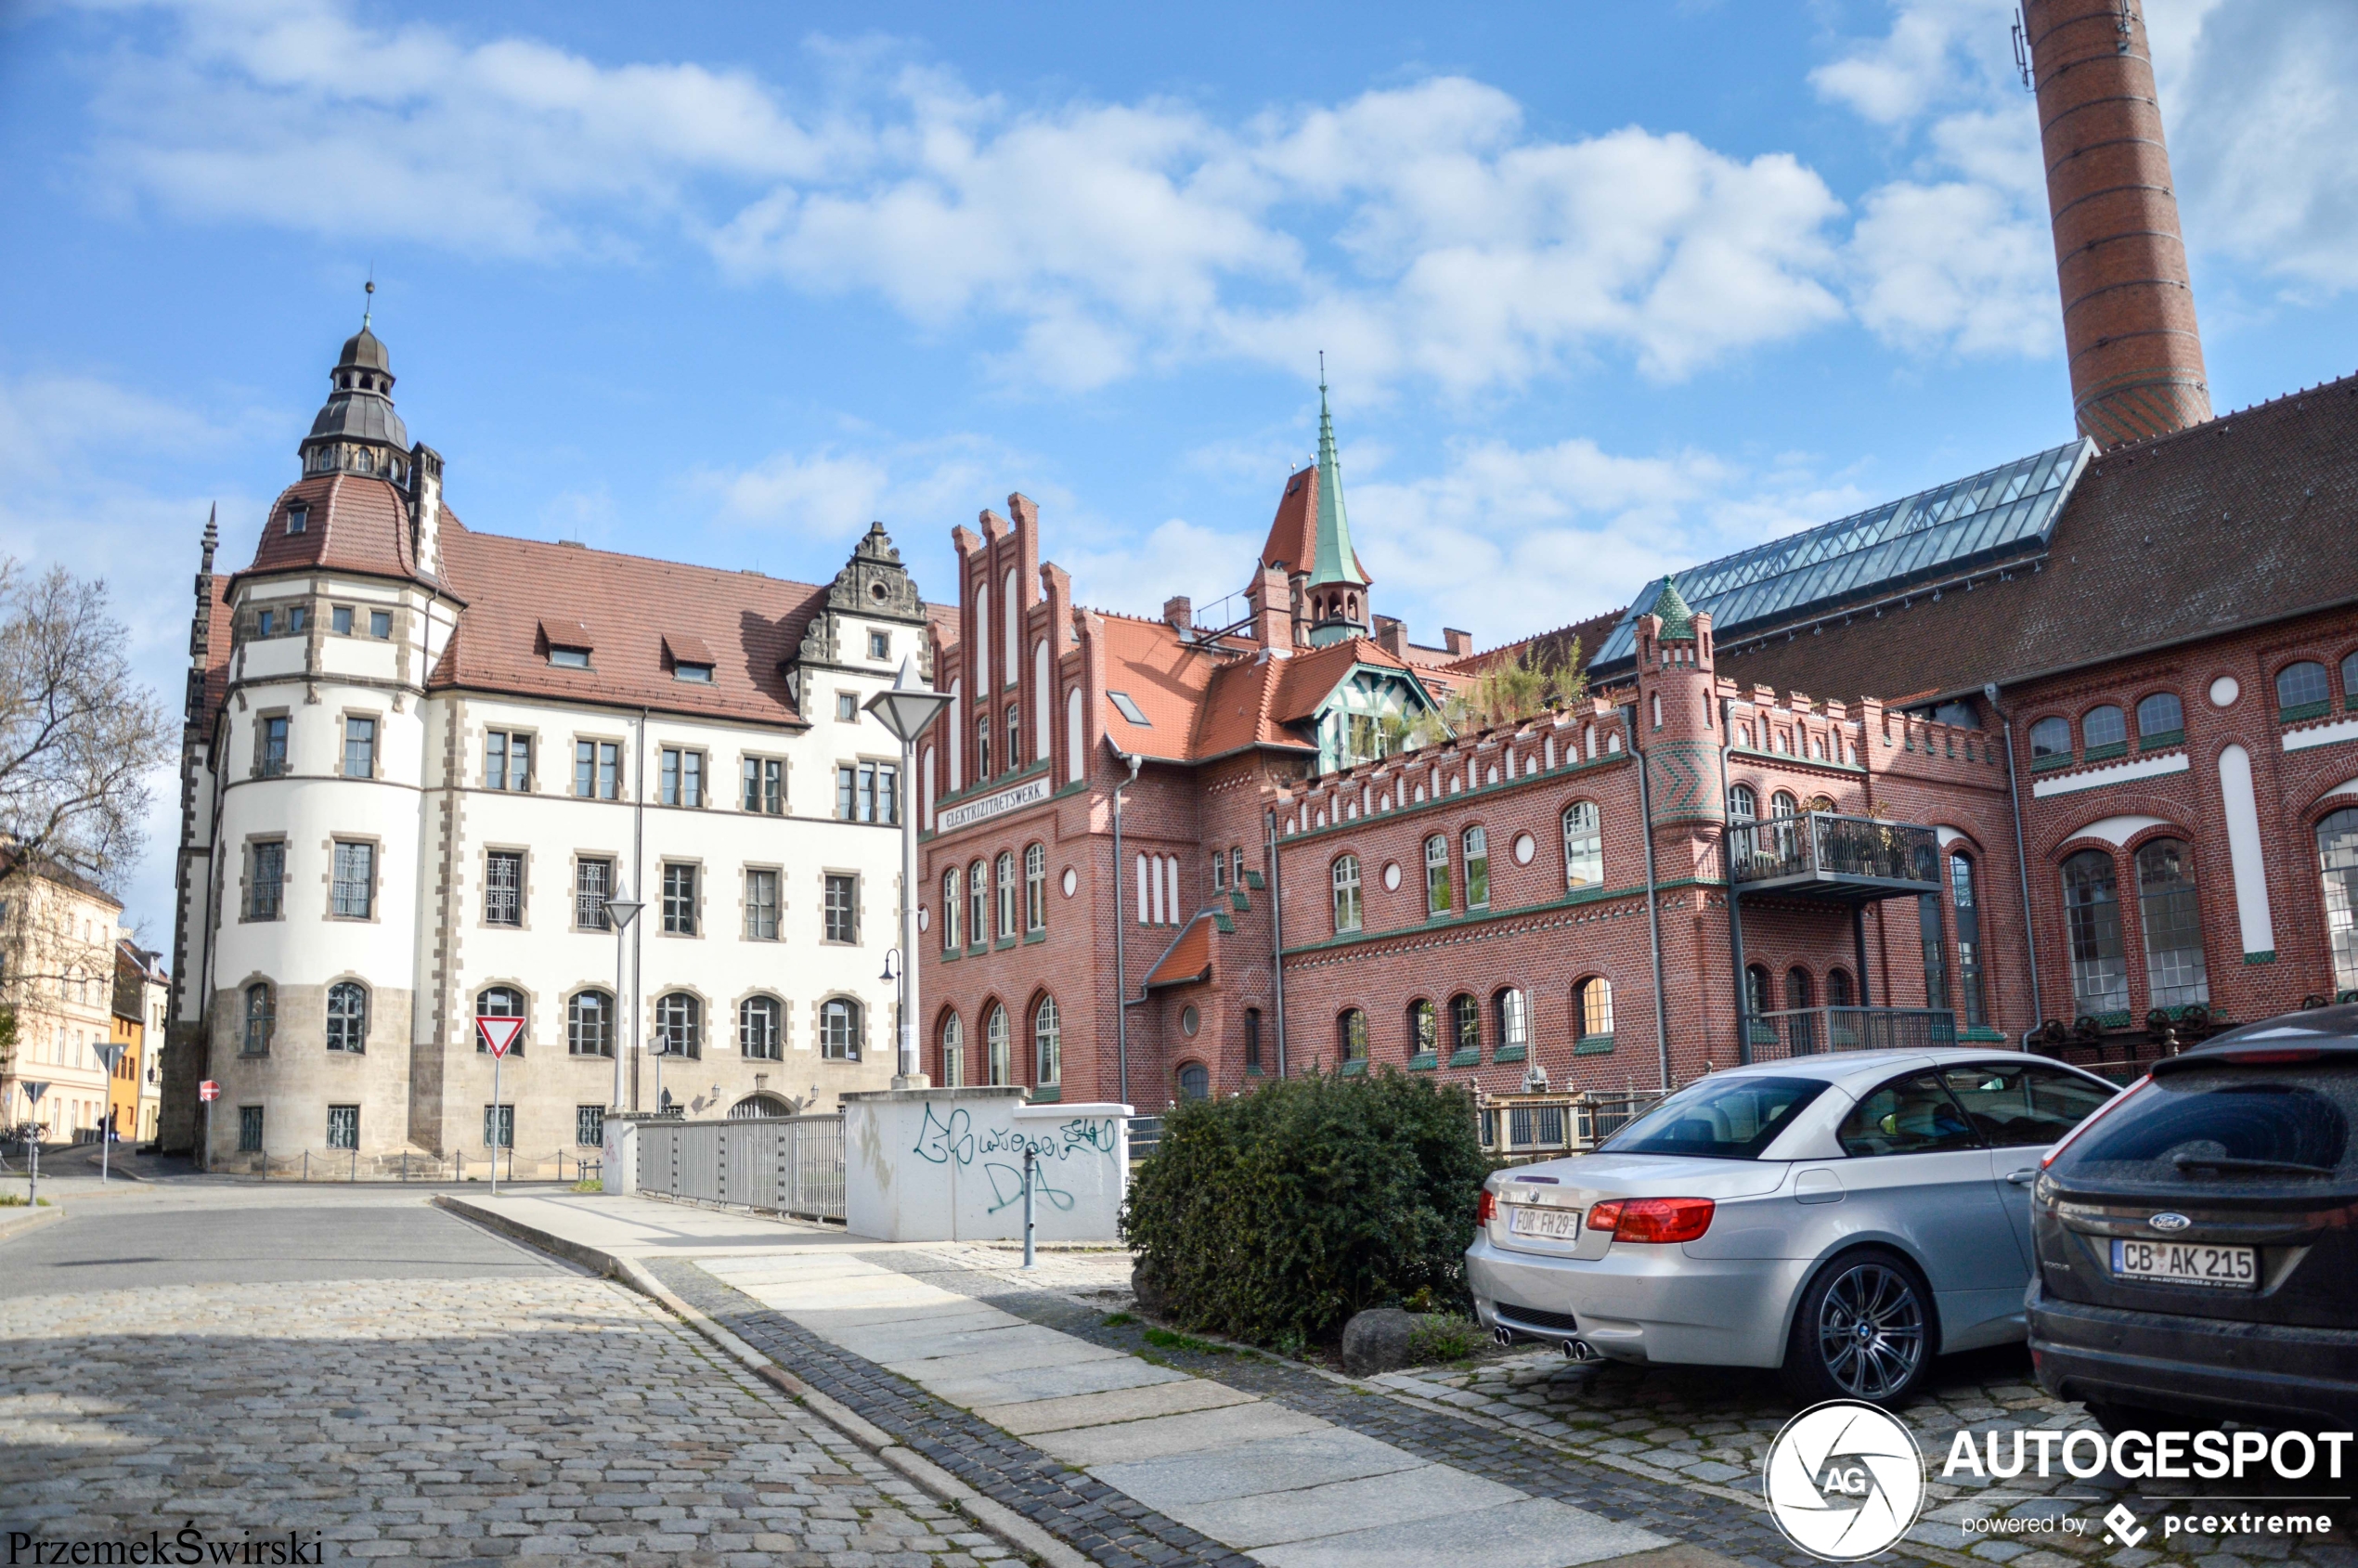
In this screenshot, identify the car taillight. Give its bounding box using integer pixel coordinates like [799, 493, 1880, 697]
[1591, 1198, 1714, 1243]
[2040, 1073, 2149, 1169]
[1475, 1189, 1496, 1227]
[2215, 1047, 2325, 1065]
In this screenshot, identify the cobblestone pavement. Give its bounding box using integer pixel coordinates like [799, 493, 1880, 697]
[0, 1274, 1020, 1568]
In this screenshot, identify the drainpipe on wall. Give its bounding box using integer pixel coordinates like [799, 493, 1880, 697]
[1266, 805, 1286, 1079]
[1620, 703, 1672, 1095]
[1108, 744, 1142, 1107]
[632, 707, 647, 1112]
[1716, 696, 1750, 1066]
[1983, 681, 2044, 1035]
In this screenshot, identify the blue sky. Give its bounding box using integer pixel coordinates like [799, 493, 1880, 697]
[4, 0, 2356, 939]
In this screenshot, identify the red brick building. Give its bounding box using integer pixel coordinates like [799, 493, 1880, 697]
[914, 0, 2358, 1109]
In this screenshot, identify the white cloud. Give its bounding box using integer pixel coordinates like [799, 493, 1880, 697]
[1848, 180, 2054, 356]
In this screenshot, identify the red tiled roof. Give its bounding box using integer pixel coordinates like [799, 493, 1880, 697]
[1142, 912, 1213, 989]
[1097, 614, 1237, 761]
[240, 473, 435, 590]
[1257, 463, 1368, 580]
[431, 520, 829, 723]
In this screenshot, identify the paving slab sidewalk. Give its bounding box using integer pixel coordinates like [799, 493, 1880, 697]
[452, 1190, 1705, 1568]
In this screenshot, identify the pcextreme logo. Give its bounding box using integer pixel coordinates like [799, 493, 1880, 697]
[1763, 1401, 1927, 1562]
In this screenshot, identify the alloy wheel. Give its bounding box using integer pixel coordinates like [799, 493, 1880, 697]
[1816, 1261, 1925, 1400]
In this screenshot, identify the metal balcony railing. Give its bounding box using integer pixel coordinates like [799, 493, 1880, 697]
[1729, 811, 1941, 899]
[1743, 1005, 1958, 1061]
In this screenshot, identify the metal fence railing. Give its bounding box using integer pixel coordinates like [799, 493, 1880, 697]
[200, 1148, 602, 1183]
[1478, 1091, 1665, 1163]
[1744, 1005, 1957, 1060]
[634, 1114, 844, 1222]
[1730, 812, 1940, 888]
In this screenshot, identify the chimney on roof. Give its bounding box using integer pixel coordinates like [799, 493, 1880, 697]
[1372, 615, 1409, 658]
[2025, 0, 2211, 448]
[1163, 595, 1192, 633]
[410, 444, 444, 578]
[1443, 628, 1473, 658]
[1250, 564, 1289, 651]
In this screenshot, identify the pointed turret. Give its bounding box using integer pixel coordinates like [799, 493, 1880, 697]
[1302, 370, 1368, 648]
[1648, 577, 1694, 641]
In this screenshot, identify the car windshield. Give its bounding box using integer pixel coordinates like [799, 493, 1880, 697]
[2052, 1065, 2358, 1189]
[1599, 1075, 1828, 1160]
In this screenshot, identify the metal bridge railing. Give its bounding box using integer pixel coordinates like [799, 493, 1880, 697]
[633, 1114, 844, 1222]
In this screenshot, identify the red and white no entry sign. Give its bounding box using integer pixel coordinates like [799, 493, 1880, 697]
[198, 1080, 220, 1102]
[475, 1016, 525, 1058]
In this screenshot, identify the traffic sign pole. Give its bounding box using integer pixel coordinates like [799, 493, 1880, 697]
[198, 1080, 221, 1174]
[492, 1050, 501, 1198]
[473, 1017, 524, 1197]
[93, 1043, 125, 1185]
[21, 1082, 46, 1204]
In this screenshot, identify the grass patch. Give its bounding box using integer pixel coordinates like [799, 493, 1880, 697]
[1406, 1314, 1484, 1365]
[1100, 1311, 1136, 1328]
[1142, 1327, 1230, 1356]
[571, 1177, 603, 1194]
[0, 1195, 50, 1207]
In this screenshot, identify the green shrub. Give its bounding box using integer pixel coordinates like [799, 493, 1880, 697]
[1121, 1067, 1488, 1346]
[1406, 1314, 1483, 1365]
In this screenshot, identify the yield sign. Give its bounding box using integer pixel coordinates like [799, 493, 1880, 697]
[197, 1080, 220, 1102]
[475, 1016, 525, 1058]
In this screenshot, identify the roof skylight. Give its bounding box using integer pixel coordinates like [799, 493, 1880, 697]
[1108, 691, 1150, 726]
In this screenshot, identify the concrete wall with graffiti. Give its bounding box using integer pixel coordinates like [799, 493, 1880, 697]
[842, 1086, 1133, 1242]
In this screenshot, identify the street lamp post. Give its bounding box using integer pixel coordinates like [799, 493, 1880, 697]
[602, 886, 644, 1115]
[863, 656, 952, 1087]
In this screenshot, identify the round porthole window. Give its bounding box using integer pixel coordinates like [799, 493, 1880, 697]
[2208, 675, 2239, 709]
[1382, 862, 1402, 891]
[1061, 867, 1078, 898]
[1512, 833, 1536, 865]
[1180, 1005, 1199, 1037]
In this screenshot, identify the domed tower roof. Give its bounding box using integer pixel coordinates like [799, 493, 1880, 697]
[299, 300, 410, 475]
[338, 323, 392, 374]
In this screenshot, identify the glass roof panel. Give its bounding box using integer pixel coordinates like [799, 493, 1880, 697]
[1591, 437, 2092, 670]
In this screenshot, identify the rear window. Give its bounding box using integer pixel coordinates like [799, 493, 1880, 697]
[2051, 1065, 2358, 1188]
[1600, 1075, 1829, 1160]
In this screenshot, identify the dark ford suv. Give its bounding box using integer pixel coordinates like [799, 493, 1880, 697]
[2028, 1004, 2358, 1431]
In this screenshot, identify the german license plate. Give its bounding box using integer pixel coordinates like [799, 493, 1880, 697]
[1509, 1206, 1579, 1241]
[2111, 1238, 2257, 1288]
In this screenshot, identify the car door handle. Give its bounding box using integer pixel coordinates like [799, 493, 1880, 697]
[2004, 1169, 2038, 1186]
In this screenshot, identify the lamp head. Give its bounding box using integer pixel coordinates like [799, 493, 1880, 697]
[863, 654, 952, 743]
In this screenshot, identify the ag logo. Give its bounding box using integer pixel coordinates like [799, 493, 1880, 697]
[1763, 1400, 1926, 1561]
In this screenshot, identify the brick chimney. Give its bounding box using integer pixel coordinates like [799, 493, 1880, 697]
[2025, 0, 2210, 448]
[1162, 595, 1192, 633]
[1250, 565, 1290, 650]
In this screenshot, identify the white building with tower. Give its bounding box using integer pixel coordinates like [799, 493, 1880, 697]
[165, 317, 939, 1169]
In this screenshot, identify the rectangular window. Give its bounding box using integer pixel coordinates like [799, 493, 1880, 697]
[662, 862, 697, 935]
[331, 605, 354, 635]
[1244, 1008, 1262, 1071]
[574, 740, 619, 799]
[247, 841, 285, 921]
[255, 608, 275, 638]
[576, 1104, 604, 1148]
[551, 647, 590, 669]
[485, 850, 524, 927]
[673, 662, 713, 683]
[745, 868, 780, 940]
[483, 1104, 514, 1149]
[835, 762, 899, 823]
[823, 873, 857, 944]
[285, 506, 307, 535]
[330, 841, 374, 918]
[1464, 827, 1490, 910]
[1951, 856, 1989, 1029]
[369, 609, 392, 639]
[867, 630, 889, 660]
[325, 1104, 359, 1150]
[238, 1105, 265, 1153]
[287, 606, 308, 633]
[259, 716, 289, 778]
[486, 731, 531, 791]
[1919, 893, 1950, 1013]
[1108, 691, 1149, 726]
[743, 757, 784, 814]
[836, 692, 858, 721]
[342, 716, 376, 779]
[575, 858, 613, 930]
[660, 747, 704, 807]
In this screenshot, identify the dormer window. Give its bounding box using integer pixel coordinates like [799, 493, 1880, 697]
[355, 448, 373, 474]
[550, 647, 590, 669]
[661, 630, 716, 685]
[674, 662, 714, 684]
[287, 505, 308, 535]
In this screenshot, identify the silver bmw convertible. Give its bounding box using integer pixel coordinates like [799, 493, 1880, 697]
[1466, 1049, 2119, 1404]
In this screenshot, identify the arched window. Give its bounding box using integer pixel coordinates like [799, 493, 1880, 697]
[1771, 790, 1798, 817]
[654, 992, 701, 1059]
[1424, 835, 1452, 916]
[240, 981, 276, 1055]
[476, 985, 525, 1056]
[1562, 801, 1601, 888]
[1025, 843, 1046, 932]
[2277, 660, 2331, 715]
[2082, 705, 2127, 754]
[1033, 995, 1061, 1087]
[968, 859, 987, 946]
[820, 997, 861, 1061]
[1728, 784, 1756, 822]
[1744, 964, 1770, 1016]
[2345, 652, 2358, 707]
[2320, 808, 2358, 991]
[568, 991, 614, 1057]
[975, 712, 991, 780]
[1463, 826, 1489, 910]
[985, 1004, 1010, 1085]
[1338, 1008, 1368, 1062]
[1244, 1006, 1263, 1071]
[2062, 849, 2129, 1017]
[1177, 1063, 1211, 1101]
[940, 1013, 965, 1087]
[1006, 703, 1021, 772]
[740, 995, 783, 1060]
[1331, 855, 1362, 933]
[942, 866, 962, 951]
[1407, 998, 1438, 1058]
[1574, 976, 1613, 1041]
[1784, 967, 1812, 1011]
[1827, 968, 1854, 1007]
[1066, 685, 1084, 784]
[2136, 692, 2183, 743]
[1495, 988, 1528, 1054]
[2029, 716, 2071, 761]
[1949, 855, 1987, 1029]
[325, 981, 368, 1054]
[1211, 850, 1226, 891]
[2135, 838, 2209, 1008]
[1449, 993, 1480, 1058]
[996, 850, 1017, 938]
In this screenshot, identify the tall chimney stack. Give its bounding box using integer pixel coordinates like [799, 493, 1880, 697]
[2024, 0, 2210, 449]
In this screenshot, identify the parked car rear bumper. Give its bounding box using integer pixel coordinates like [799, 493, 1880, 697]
[2027, 1277, 2358, 1426]
[1466, 1232, 1806, 1367]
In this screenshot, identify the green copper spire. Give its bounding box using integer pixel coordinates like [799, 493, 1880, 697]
[1306, 363, 1365, 593]
[1649, 576, 1695, 640]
